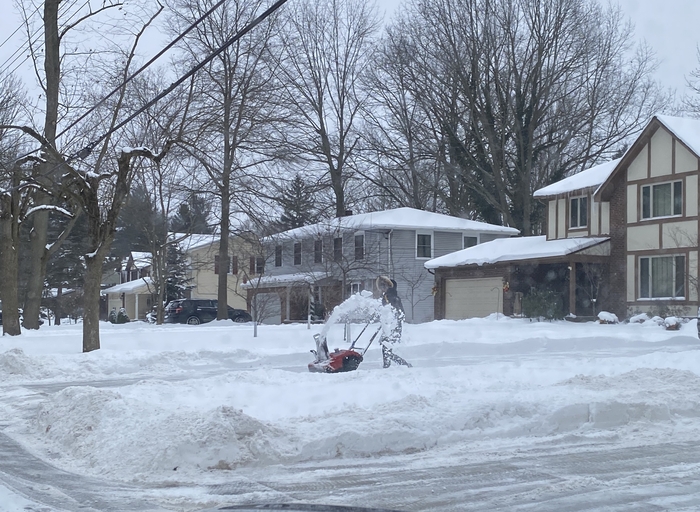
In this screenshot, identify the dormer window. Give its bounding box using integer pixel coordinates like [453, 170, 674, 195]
[570, 196, 588, 229]
[642, 181, 682, 219]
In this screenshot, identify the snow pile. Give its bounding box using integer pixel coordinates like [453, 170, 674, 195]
[0, 349, 59, 381]
[35, 385, 290, 480]
[630, 313, 650, 323]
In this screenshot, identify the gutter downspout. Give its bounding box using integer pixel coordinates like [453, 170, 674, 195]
[387, 229, 393, 276]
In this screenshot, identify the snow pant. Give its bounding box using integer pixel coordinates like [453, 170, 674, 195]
[381, 343, 412, 368]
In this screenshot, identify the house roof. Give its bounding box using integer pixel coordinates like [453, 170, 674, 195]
[130, 251, 152, 269]
[655, 115, 700, 157]
[102, 277, 154, 295]
[170, 233, 221, 252]
[240, 271, 327, 289]
[596, 115, 700, 200]
[533, 158, 621, 198]
[424, 235, 609, 269]
[271, 207, 519, 239]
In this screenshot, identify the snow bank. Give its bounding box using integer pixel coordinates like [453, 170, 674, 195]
[35, 385, 290, 480]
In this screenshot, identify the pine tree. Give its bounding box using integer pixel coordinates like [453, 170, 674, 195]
[170, 194, 212, 234]
[165, 243, 193, 303]
[278, 174, 317, 230]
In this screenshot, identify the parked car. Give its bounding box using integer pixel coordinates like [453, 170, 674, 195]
[164, 299, 252, 325]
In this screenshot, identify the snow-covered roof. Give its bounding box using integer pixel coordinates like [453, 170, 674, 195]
[425, 235, 609, 269]
[240, 272, 327, 289]
[533, 159, 621, 198]
[130, 252, 152, 269]
[655, 115, 700, 157]
[102, 277, 154, 295]
[271, 208, 519, 240]
[170, 233, 221, 252]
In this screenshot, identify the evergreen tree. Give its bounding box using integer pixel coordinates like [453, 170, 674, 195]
[278, 174, 317, 231]
[170, 194, 212, 234]
[165, 243, 193, 303]
[112, 185, 165, 258]
[43, 213, 89, 324]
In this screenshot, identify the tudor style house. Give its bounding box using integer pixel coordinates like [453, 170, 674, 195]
[245, 207, 519, 324]
[427, 115, 700, 320]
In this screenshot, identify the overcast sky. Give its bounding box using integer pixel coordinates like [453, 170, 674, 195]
[2, 0, 700, 101]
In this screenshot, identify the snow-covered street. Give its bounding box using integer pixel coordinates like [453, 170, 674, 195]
[3, 316, 700, 511]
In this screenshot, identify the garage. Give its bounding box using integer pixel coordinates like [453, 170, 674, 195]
[444, 277, 504, 319]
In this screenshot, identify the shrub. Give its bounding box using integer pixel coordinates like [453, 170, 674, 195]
[522, 289, 565, 320]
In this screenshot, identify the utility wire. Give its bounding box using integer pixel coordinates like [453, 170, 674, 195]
[4, 0, 289, 181]
[73, 0, 289, 160]
[0, 1, 43, 52]
[55, 0, 229, 141]
[0, 0, 85, 76]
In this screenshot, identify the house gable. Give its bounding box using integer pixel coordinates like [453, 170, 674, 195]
[596, 116, 700, 316]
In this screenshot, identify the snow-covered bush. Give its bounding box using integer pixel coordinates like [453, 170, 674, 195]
[629, 312, 650, 324]
[598, 311, 619, 324]
[664, 316, 681, 330]
[116, 308, 130, 324]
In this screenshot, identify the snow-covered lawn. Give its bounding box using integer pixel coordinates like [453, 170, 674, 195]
[2, 315, 700, 510]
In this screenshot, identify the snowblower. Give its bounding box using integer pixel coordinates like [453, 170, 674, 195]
[308, 322, 380, 373]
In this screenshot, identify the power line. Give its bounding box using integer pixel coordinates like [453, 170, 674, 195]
[4, 0, 289, 182]
[55, 0, 229, 141]
[0, 0, 88, 76]
[73, 0, 290, 160]
[0, 1, 43, 52]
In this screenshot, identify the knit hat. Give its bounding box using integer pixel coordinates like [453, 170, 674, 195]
[376, 275, 393, 290]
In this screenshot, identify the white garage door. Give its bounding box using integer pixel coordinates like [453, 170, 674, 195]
[445, 277, 504, 320]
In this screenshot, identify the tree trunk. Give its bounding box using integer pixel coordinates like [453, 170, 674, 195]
[82, 251, 104, 352]
[217, 178, 230, 320]
[55, 286, 62, 326]
[24, 0, 61, 329]
[0, 196, 21, 336]
[23, 209, 49, 329]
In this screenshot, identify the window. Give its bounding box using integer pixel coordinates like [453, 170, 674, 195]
[314, 240, 323, 263]
[333, 237, 343, 262]
[639, 255, 685, 299]
[464, 236, 478, 249]
[293, 242, 301, 265]
[570, 196, 588, 228]
[275, 245, 282, 267]
[248, 257, 264, 274]
[416, 233, 432, 259]
[355, 234, 364, 260]
[642, 181, 682, 219]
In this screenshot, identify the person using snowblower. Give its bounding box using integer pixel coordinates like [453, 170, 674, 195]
[376, 276, 412, 368]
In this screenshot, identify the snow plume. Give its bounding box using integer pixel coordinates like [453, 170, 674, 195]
[319, 291, 397, 340]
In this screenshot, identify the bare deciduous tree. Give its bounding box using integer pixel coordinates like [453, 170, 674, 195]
[369, 0, 668, 234]
[275, 0, 380, 218]
[171, 0, 281, 320]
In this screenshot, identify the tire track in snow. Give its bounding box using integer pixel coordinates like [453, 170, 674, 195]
[0, 431, 169, 512]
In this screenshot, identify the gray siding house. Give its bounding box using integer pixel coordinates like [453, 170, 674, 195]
[245, 207, 518, 323]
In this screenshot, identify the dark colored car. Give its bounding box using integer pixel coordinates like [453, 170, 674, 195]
[164, 299, 252, 325]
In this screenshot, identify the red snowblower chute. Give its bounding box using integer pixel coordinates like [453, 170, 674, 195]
[308, 323, 380, 373]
